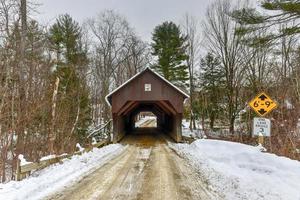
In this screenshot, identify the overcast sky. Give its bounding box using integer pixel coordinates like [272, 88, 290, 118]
[35, 0, 215, 41]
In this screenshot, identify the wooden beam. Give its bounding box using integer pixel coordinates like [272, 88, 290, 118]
[158, 101, 176, 115]
[153, 103, 170, 115]
[152, 105, 163, 116]
[156, 102, 172, 115]
[122, 102, 140, 116]
[117, 101, 134, 116]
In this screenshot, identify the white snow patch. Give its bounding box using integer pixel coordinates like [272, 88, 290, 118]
[92, 137, 97, 145]
[18, 155, 32, 166]
[285, 100, 293, 109]
[256, 143, 267, 152]
[0, 144, 125, 200]
[170, 139, 300, 200]
[76, 143, 84, 152]
[135, 116, 156, 127]
[139, 148, 151, 160]
[182, 120, 204, 138]
[40, 155, 56, 161]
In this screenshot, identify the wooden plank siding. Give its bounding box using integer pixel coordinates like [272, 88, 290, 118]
[110, 70, 185, 114]
[106, 68, 189, 143]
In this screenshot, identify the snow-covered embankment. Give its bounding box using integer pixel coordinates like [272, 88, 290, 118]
[171, 139, 300, 200]
[0, 144, 125, 200]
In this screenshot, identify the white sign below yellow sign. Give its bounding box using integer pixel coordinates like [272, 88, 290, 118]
[253, 117, 271, 137]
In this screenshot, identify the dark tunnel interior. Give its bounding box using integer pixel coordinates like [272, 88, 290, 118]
[119, 101, 175, 137]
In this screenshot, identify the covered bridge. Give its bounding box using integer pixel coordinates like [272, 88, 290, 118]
[105, 67, 189, 143]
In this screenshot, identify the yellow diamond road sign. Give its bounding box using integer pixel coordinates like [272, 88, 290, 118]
[248, 92, 278, 117]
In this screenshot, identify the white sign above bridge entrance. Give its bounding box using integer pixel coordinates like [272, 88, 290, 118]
[252, 117, 271, 137]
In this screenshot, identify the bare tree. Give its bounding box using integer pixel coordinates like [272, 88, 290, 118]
[240, 28, 274, 93]
[15, 0, 27, 156]
[117, 35, 151, 84]
[0, 0, 52, 182]
[182, 14, 201, 130]
[203, 0, 246, 133]
[280, 35, 295, 80]
[87, 10, 137, 123]
[0, 0, 18, 36]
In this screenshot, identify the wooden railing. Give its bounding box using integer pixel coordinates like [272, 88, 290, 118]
[16, 139, 110, 181]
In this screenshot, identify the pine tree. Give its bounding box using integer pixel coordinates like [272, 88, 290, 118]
[151, 21, 188, 87]
[49, 14, 87, 65]
[49, 14, 91, 152]
[232, 0, 300, 41]
[199, 52, 225, 129]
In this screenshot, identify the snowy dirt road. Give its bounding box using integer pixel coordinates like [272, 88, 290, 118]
[44, 119, 215, 200]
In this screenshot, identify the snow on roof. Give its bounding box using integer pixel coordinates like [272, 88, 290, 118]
[105, 67, 190, 106]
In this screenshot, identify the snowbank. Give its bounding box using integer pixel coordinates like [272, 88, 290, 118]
[39, 154, 56, 161]
[182, 120, 204, 138]
[0, 144, 125, 200]
[18, 154, 33, 166]
[135, 116, 156, 127]
[171, 139, 300, 200]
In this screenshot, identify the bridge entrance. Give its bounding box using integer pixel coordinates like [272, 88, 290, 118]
[105, 68, 189, 143]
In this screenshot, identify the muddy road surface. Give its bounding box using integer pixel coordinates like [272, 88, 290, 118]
[45, 119, 215, 200]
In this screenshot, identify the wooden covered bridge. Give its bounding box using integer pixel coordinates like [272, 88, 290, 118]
[105, 67, 189, 143]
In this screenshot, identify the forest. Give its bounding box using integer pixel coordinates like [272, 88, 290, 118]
[0, 0, 300, 182]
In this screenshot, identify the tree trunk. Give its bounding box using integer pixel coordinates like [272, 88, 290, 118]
[16, 0, 27, 156]
[210, 113, 215, 130]
[49, 77, 60, 154]
[102, 81, 110, 123]
[189, 94, 196, 130]
[1, 160, 6, 182]
[70, 99, 80, 136]
[229, 116, 235, 134]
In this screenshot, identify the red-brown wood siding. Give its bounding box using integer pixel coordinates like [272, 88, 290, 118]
[111, 70, 185, 114]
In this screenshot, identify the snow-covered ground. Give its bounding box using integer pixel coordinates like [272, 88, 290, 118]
[182, 119, 204, 138]
[0, 144, 125, 200]
[171, 139, 300, 200]
[2, 118, 300, 200]
[135, 116, 157, 127]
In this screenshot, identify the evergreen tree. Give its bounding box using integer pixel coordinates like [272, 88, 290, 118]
[49, 14, 90, 151]
[49, 14, 87, 65]
[199, 52, 225, 129]
[232, 0, 300, 41]
[151, 21, 188, 87]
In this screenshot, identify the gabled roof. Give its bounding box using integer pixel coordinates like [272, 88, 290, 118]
[105, 67, 190, 106]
